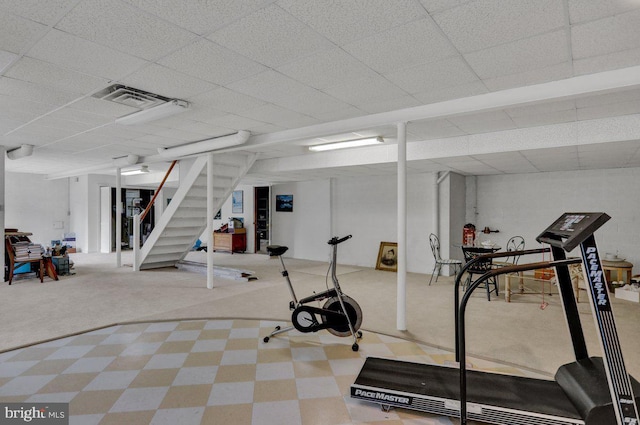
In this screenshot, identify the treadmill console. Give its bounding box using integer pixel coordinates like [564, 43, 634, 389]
[537, 212, 610, 252]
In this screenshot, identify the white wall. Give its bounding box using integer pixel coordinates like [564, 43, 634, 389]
[472, 167, 640, 269]
[270, 180, 331, 260]
[5, 173, 69, 247]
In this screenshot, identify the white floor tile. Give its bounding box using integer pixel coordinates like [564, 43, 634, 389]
[144, 322, 179, 332]
[62, 357, 116, 374]
[256, 362, 295, 381]
[83, 370, 139, 390]
[150, 407, 204, 425]
[291, 347, 327, 362]
[208, 382, 254, 405]
[220, 349, 257, 365]
[191, 339, 226, 352]
[229, 328, 260, 339]
[166, 330, 201, 341]
[110, 387, 169, 412]
[46, 345, 94, 360]
[27, 391, 78, 402]
[120, 342, 162, 356]
[172, 366, 217, 386]
[0, 360, 38, 377]
[69, 414, 104, 425]
[143, 353, 187, 369]
[204, 320, 234, 330]
[100, 332, 142, 345]
[0, 374, 56, 396]
[252, 400, 301, 425]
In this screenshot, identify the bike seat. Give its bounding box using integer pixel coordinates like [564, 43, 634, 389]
[266, 245, 288, 256]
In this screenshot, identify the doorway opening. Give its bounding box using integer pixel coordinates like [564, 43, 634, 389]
[111, 188, 155, 250]
[254, 186, 270, 253]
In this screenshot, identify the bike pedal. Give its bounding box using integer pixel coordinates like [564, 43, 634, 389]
[289, 301, 295, 310]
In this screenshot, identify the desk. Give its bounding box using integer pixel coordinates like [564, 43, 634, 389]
[602, 260, 633, 291]
[213, 230, 246, 254]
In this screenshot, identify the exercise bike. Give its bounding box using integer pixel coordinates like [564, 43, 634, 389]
[263, 235, 363, 351]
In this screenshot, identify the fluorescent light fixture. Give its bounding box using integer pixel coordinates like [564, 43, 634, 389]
[157, 130, 251, 158]
[308, 136, 384, 152]
[121, 165, 149, 176]
[115, 99, 189, 125]
[6, 144, 34, 160]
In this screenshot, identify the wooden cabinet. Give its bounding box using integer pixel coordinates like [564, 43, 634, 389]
[213, 229, 246, 254]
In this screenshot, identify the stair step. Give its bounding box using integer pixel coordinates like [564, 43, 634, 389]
[147, 244, 193, 255]
[164, 217, 204, 227]
[153, 236, 198, 246]
[161, 227, 204, 238]
[139, 260, 179, 270]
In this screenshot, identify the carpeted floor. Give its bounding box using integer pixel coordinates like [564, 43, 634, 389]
[2, 250, 639, 380]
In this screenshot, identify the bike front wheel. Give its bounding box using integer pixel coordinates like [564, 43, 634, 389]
[321, 295, 363, 337]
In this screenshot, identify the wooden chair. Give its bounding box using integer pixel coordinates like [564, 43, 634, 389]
[429, 233, 462, 285]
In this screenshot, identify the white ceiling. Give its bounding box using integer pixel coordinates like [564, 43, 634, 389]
[1, 0, 640, 183]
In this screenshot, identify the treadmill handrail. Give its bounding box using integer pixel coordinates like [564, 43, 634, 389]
[454, 247, 551, 361]
[457, 256, 582, 424]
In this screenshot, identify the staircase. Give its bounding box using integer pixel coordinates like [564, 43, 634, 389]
[137, 152, 256, 270]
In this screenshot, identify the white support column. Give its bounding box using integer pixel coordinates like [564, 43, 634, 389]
[0, 147, 5, 281]
[207, 153, 214, 289]
[433, 172, 439, 236]
[116, 168, 122, 267]
[133, 214, 140, 271]
[397, 122, 407, 331]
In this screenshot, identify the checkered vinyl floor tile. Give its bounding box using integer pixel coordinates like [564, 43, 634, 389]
[0, 319, 529, 424]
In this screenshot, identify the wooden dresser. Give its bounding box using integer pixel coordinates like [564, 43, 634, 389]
[213, 228, 246, 254]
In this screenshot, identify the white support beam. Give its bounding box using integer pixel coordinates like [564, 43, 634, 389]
[116, 168, 122, 268]
[207, 152, 214, 289]
[397, 122, 407, 331]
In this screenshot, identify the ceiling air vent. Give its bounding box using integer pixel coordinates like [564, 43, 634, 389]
[93, 84, 170, 110]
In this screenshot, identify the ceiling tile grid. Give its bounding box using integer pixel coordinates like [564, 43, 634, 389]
[0, 0, 639, 178]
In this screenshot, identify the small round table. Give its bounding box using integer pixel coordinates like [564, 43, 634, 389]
[601, 260, 633, 292]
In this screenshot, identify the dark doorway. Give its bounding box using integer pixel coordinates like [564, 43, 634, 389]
[254, 186, 270, 253]
[111, 188, 155, 251]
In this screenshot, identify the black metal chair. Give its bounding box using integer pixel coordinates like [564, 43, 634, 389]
[429, 233, 462, 285]
[461, 246, 498, 300]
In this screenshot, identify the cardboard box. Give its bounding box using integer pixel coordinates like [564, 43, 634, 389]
[615, 287, 640, 303]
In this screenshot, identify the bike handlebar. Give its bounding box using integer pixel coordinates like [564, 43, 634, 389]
[328, 235, 352, 245]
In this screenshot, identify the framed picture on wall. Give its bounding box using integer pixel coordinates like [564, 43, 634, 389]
[276, 194, 293, 212]
[232, 190, 243, 213]
[214, 209, 221, 220]
[376, 242, 398, 272]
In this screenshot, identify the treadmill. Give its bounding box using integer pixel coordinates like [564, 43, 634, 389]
[351, 213, 640, 425]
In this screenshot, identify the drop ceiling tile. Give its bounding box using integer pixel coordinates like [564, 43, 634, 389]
[465, 30, 568, 79]
[189, 87, 267, 115]
[0, 49, 17, 73]
[482, 61, 573, 92]
[48, 107, 119, 127]
[55, 0, 197, 61]
[119, 64, 218, 100]
[574, 47, 640, 76]
[454, 117, 517, 134]
[322, 74, 408, 105]
[572, 8, 640, 59]
[384, 56, 480, 95]
[31, 115, 95, 133]
[208, 4, 334, 68]
[187, 113, 263, 132]
[27, 29, 148, 80]
[312, 106, 366, 123]
[5, 56, 108, 94]
[227, 70, 320, 105]
[153, 127, 211, 142]
[5, 123, 79, 144]
[568, 0, 640, 24]
[133, 134, 182, 147]
[158, 39, 267, 86]
[419, 0, 468, 13]
[342, 17, 458, 74]
[121, 0, 270, 35]
[274, 91, 355, 118]
[0, 77, 79, 106]
[240, 104, 311, 126]
[412, 81, 489, 105]
[277, 48, 379, 90]
[432, 0, 565, 53]
[408, 119, 467, 140]
[0, 12, 47, 54]
[0, 94, 57, 117]
[0, 0, 81, 25]
[277, 0, 427, 45]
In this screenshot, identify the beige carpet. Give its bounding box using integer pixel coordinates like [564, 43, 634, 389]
[2, 251, 639, 380]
